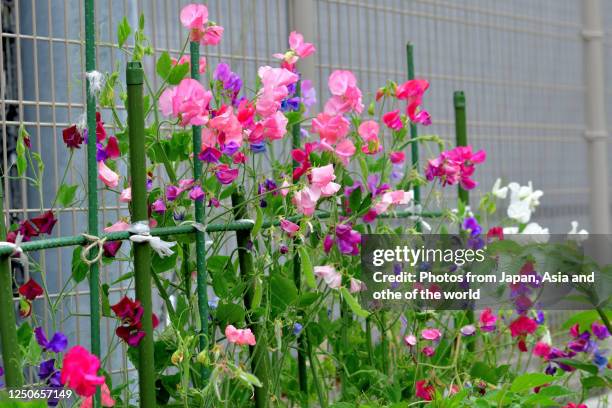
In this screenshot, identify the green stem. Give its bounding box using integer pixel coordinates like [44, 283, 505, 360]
[232, 188, 270, 408]
[126, 61, 156, 408]
[406, 43, 422, 233]
[190, 41, 210, 382]
[84, 0, 101, 405]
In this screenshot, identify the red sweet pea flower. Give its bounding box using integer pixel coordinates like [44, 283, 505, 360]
[111, 296, 159, 347]
[509, 315, 538, 337]
[19, 278, 44, 300]
[563, 404, 587, 408]
[62, 125, 84, 149]
[30, 211, 57, 235]
[487, 226, 504, 241]
[415, 380, 434, 401]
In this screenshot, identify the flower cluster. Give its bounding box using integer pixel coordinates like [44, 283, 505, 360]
[425, 146, 486, 190]
[111, 296, 160, 347]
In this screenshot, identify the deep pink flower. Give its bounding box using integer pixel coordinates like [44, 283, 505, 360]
[421, 328, 442, 341]
[323, 234, 334, 253]
[214, 164, 239, 185]
[280, 219, 300, 237]
[225, 325, 256, 346]
[95, 112, 107, 142]
[335, 223, 361, 255]
[80, 383, 115, 408]
[152, 198, 166, 214]
[19, 278, 43, 301]
[105, 136, 121, 159]
[396, 79, 431, 125]
[416, 380, 434, 401]
[273, 31, 315, 69]
[479, 308, 497, 332]
[509, 316, 538, 337]
[422, 346, 435, 357]
[189, 186, 205, 201]
[102, 241, 122, 258]
[533, 341, 551, 359]
[382, 109, 403, 130]
[29, 211, 57, 235]
[98, 161, 119, 188]
[425, 145, 486, 190]
[390, 151, 405, 164]
[159, 78, 212, 127]
[60, 346, 105, 397]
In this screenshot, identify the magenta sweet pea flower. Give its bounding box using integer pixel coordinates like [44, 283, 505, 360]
[280, 219, 300, 238]
[215, 164, 239, 185]
[396, 79, 431, 126]
[421, 328, 442, 341]
[382, 109, 403, 130]
[189, 185, 205, 201]
[592, 322, 610, 340]
[479, 308, 497, 332]
[152, 198, 166, 214]
[60, 346, 105, 397]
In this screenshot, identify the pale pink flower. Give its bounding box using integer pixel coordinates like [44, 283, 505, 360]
[349, 278, 367, 293]
[97, 161, 119, 188]
[280, 180, 291, 197]
[180, 4, 209, 31]
[421, 328, 441, 341]
[280, 219, 300, 237]
[373, 190, 414, 214]
[358, 120, 381, 154]
[292, 186, 319, 216]
[201, 25, 224, 46]
[314, 265, 342, 289]
[225, 325, 256, 346]
[273, 31, 316, 67]
[324, 70, 363, 115]
[404, 334, 417, 347]
[257, 66, 299, 116]
[310, 164, 340, 197]
[333, 139, 356, 166]
[261, 111, 288, 141]
[104, 220, 131, 233]
[119, 188, 131, 203]
[159, 78, 212, 127]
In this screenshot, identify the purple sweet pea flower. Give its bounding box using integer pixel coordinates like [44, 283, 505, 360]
[166, 185, 181, 201]
[462, 217, 482, 238]
[152, 198, 166, 214]
[38, 358, 56, 381]
[34, 327, 68, 353]
[222, 141, 240, 156]
[250, 142, 266, 153]
[189, 186, 205, 201]
[264, 178, 278, 194]
[592, 322, 610, 340]
[214, 63, 231, 82]
[293, 323, 303, 336]
[461, 325, 476, 336]
[0, 366, 4, 387]
[96, 142, 107, 162]
[199, 147, 221, 163]
[281, 97, 300, 112]
[301, 79, 317, 111]
[335, 224, 361, 255]
[593, 349, 608, 372]
[173, 210, 185, 221]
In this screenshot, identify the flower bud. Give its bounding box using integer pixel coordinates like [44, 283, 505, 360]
[171, 350, 184, 366]
[196, 351, 209, 365]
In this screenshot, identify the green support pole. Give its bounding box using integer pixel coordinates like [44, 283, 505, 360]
[453, 90, 474, 351]
[190, 41, 209, 381]
[232, 189, 269, 408]
[291, 83, 308, 407]
[126, 62, 156, 408]
[0, 183, 22, 388]
[406, 43, 422, 232]
[84, 0, 101, 405]
[454, 91, 469, 205]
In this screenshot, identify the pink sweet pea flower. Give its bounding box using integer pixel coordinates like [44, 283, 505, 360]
[310, 164, 341, 197]
[151, 198, 166, 214]
[390, 151, 405, 164]
[180, 4, 209, 32]
[311, 113, 350, 145]
[105, 136, 121, 159]
[257, 66, 299, 116]
[119, 188, 131, 203]
[479, 308, 497, 332]
[404, 334, 417, 347]
[426, 145, 486, 190]
[421, 328, 442, 341]
[349, 278, 367, 293]
[80, 383, 115, 408]
[159, 78, 212, 127]
[209, 105, 243, 146]
[202, 25, 224, 46]
[396, 79, 431, 126]
[97, 161, 119, 188]
[373, 190, 413, 214]
[273, 31, 316, 69]
[533, 341, 551, 359]
[279, 180, 291, 197]
[104, 220, 131, 233]
[333, 138, 356, 166]
[225, 325, 256, 346]
[416, 380, 434, 401]
[382, 109, 403, 130]
[292, 186, 319, 216]
[189, 186, 205, 201]
[280, 219, 300, 237]
[61, 346, 105, 397]
[261, 111, 288, 141]
[422, 346, 435, 357]
[358, 120, 381, 154]
[324, 70, 363, 115]
[314, 265, 342, 289]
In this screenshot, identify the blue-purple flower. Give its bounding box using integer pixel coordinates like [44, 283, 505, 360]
[34, 327, 68, 353]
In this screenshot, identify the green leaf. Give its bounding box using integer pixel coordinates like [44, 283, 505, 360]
[236, 369, 262, 388]
[71, 246, 89, 283]
[215, 302, 246, 326]
[509, 373, 554, 393]
[167, 62, 190, 85]
[270, 274, 298, 315]
[340, 287, 369, 318]
[251, 205, 263, 237]
[536, 385, 573, 397]
[298, 247, 316, 288]
[57, 183, 78, 207]
[470, 362, 499, 384]
[561, 310, 610, 332]
[16, 125, 28, 176]
[17, 321, 33, 348]
[581, 375, 608, 390]
[554, 358, 599, 375]
[156, 52, 172, 80]
[117, 16, 131, 48]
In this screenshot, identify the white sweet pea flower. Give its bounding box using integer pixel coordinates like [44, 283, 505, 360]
[86, 70, 105, 96]
[567, 221, 588, 243]
[506, 181, 543, 224]
[491, 178, 508, 199]
[504, 222, 550, 244]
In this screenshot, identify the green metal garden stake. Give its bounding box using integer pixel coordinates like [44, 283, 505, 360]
[0, 183, 23, 388]
[232, 188, 270, 408]
[84, 0, 101, 405]
[406, 43, 422, 232]
[190, 41, 209, 381]
[453, 90, 475, 351]
[126, 62, 157, 408]
[291, 83, 309, 407]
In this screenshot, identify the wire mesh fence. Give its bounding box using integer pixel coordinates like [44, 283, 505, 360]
[1, 0, 610, 393]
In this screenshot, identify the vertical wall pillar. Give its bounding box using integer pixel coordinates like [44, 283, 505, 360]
[582, 0, 610, 234]
[289, 0, 316, 81]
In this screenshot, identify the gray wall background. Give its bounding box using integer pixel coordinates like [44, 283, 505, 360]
[1, 0, 611, 383]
